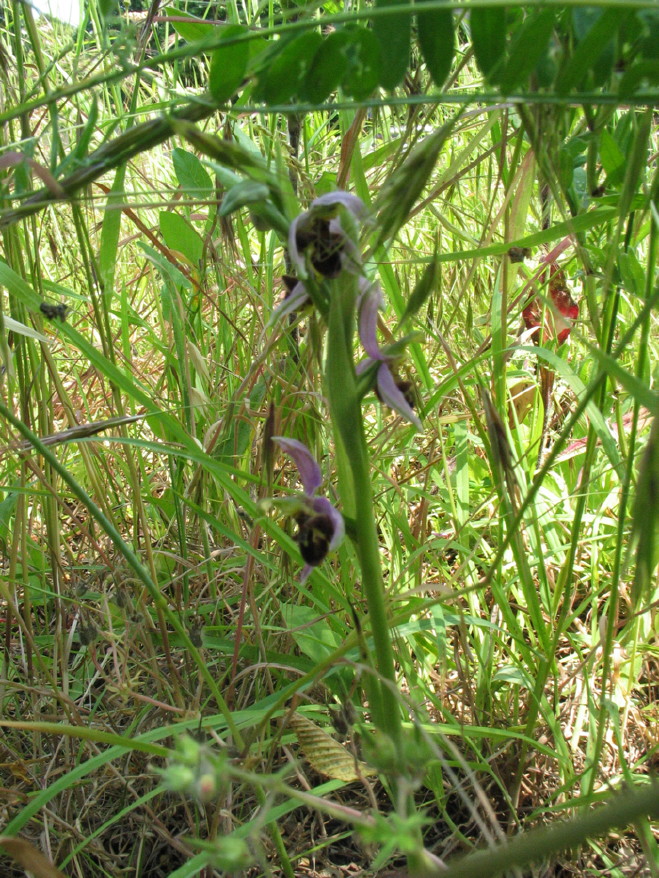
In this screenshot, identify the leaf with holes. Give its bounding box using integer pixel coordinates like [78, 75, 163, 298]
[342, 27, 382, 100]
[258, 32, 323, 105]
[303, 30, 351, 104]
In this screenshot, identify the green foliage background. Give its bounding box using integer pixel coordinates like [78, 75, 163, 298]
[0, 1, 657, 876]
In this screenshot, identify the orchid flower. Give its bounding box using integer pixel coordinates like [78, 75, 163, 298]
[267, 275, 310, 328]
[272, 437, 345, 582]
[356, 281, 423, 431]
[288, 191, 366, 280]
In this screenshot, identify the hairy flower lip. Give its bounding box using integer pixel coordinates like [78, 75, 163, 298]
[288, 191, 366, 279]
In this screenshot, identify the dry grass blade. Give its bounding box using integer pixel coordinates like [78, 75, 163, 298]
[0, 836, 67, 878]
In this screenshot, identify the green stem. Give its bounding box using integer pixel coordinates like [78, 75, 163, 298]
[325, 273, 401, 749]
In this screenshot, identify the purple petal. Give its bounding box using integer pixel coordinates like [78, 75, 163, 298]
[355, 356, 376, 376]
[288, 215, 307, 277]
[311, 191, 365, 219]
[273, 437, 323, 495]
[358, 281, 385, 361]
[267, 281, 309, 327]
[376, 363, 423, 431]
[300, 564, 314, 583]
[312, 496, 345, 551]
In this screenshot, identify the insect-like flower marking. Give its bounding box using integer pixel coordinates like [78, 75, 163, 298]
[40, 301, 68, 321]
[288, 191, 365, 280]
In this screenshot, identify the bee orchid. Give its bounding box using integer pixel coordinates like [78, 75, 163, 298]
[272, 437, 345, 582]
[288, 191, 366, 280]
[268, 275, 310, 327]
[356, 281, 423, 431]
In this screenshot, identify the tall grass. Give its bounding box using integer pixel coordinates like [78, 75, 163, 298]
[0, 2, 657, 876]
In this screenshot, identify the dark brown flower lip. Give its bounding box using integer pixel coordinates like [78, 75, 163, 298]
[296, 218, 345, 279]
[295, 512, 335, 566]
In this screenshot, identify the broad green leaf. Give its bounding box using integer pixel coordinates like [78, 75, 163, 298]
[209, 25, 249, 104]
[258, 31, 323, 104]
[0, 490, 18, 553]
[372, 0, 410, 90]
[159, 212, 204, 266]
[163, 6, 214, 42]
[98, 166, 126, 300]
[303, 30, 351, 104]
[470, 7, 506, 82]
[497, 9, 555, 94]
[341, 27, 382, 100]
[219, 181, 270, 217]
[400, 251, 438, 324]
[619, 60, 659, 98]
[556, 8, 628, 94]
[172, 148, 213, 199]
[599, 129, 626, 187]
[639, 8, 659, 59]
[416, 1, 454, 88]
[281, 604, 341, 664]
[99, 0, 118, 18]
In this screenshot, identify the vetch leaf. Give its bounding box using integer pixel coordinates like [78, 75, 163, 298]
[219, 181, 270, 217]
[163, 6, 214, 42]
[497, 9, 555, 94]
[281, 604, 341, 664]
[400, 249, 438, 324]
[259, 31, 323, 104]
[159, 212, 204, 267]
[303, 30, 351, 104]
[341, 27, 382, 101]
[470, 6, 506, 82]
[209, 25, 249, 104]
[372, 0, 411, 90]
[416, 0, 454, 88]
[172, 148, 213, 200]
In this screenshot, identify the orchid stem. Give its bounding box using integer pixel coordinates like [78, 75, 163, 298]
[325, 272, 401, 750]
